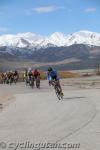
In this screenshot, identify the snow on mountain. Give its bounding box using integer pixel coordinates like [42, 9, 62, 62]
[0, 32, 45, 48]
[47, 32, 67, 46]
[65, 31, 100, 46]
[0, 30, 100, 49]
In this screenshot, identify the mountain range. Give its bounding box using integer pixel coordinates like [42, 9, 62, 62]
[0, 30, 100, 71]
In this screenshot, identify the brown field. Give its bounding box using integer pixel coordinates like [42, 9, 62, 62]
[58, 71, 80, 78]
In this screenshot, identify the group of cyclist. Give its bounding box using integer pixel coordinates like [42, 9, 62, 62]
[1, 70, 19, 84]
[0, 67, 64, 97]
[24, 68, 41, 88]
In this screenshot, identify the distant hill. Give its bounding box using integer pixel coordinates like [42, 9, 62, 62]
[0, 30, 100, 71]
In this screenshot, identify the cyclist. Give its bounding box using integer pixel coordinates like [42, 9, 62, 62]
[13, 70, 19, 83]
[1, 72, 6, 84]
[23, 69, 28, 82]
[33, 69, 40, 88]
[7, 70, 14, 84]
[27, 68, 34, 87]
[33, 69, 40, 79]
[47, 67, 64, 95]
[28, 68, 33, 79]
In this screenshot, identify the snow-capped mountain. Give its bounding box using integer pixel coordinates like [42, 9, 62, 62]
[0, 30, 100, 49]
[65, 31, 100, 46]
[0, 30, 100, 71]
[0, 32, 45, 49]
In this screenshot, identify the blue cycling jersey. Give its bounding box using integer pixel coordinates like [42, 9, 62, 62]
[47, 69, 59, 80]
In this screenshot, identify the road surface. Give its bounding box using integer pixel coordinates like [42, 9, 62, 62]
[0, 78, 100, 150]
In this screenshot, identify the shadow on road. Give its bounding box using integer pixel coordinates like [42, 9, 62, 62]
[63, 96, 86, 101]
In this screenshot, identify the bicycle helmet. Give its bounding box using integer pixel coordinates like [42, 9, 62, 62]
[48, 67, 52, 72]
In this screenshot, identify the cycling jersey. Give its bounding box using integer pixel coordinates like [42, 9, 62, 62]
[33, 70, 40, 79]
[47, 69, 59, 81]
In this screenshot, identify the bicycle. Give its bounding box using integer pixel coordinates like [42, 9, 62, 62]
[51, 80, 63, 100]
[29, 76, 34, 88]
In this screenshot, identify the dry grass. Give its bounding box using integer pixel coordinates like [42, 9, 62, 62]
[58, 71, 80, 78]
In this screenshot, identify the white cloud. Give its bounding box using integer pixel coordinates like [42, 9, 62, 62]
[84, 8, 97, 13]
[0, 27, 9, 32]
[25, 6, 64, 14]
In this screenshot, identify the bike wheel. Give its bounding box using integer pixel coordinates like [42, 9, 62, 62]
[55, 86, 63, 100]
[31, 80, 34, 88]
[36, 79, 40, 89]
[29, 78, 34, 88]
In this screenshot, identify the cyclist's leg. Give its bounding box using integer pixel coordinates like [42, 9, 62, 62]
[56, 80, 64, 96]
[49, 80, 52, 86]
[48, 76, 52, 86]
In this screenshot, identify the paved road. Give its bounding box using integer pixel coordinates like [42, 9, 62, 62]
[0, 80, 99, 150]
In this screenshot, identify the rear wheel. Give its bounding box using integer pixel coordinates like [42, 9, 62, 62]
[35, 77, 40, 89]
[29, 79, 34, 88]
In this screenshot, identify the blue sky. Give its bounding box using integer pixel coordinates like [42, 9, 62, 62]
[0, 0, 99, 35]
